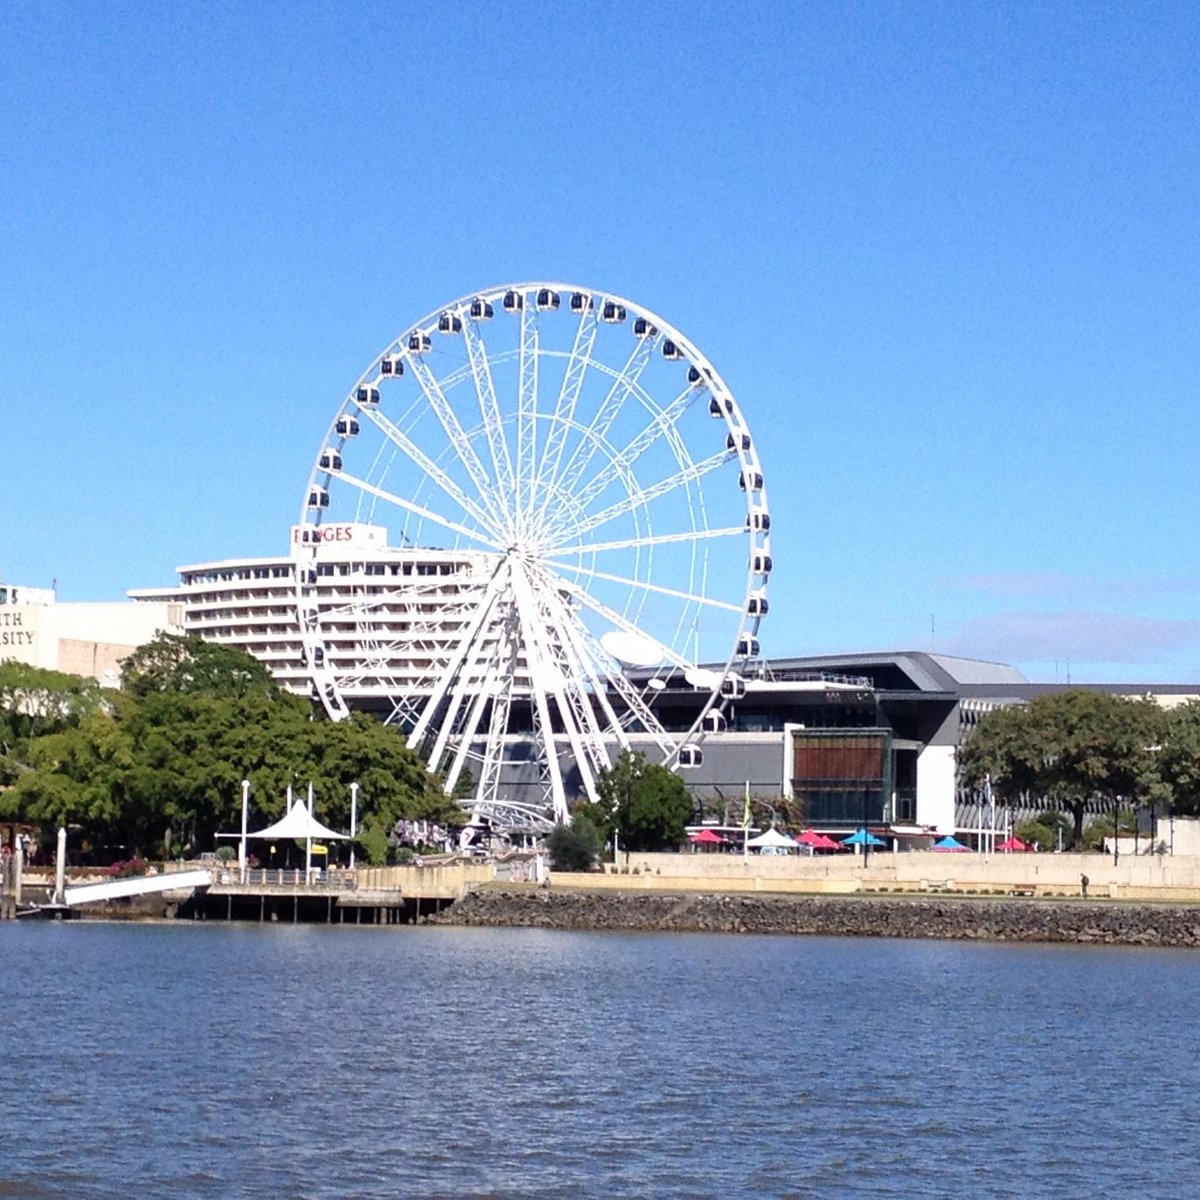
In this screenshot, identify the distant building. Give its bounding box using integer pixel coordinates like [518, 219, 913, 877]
[129, 523, 504, 710]
[0, 582, 181, 686]
[129, 537, 1200, 840]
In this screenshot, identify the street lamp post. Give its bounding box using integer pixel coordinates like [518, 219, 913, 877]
[349, 781, 359, 870]
[239, 779, 250, 882]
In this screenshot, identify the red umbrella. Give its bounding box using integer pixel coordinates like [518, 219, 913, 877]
[996, 836, 1032, 852]
[796, 830, 842, 850]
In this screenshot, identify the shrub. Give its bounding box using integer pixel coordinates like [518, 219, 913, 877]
[546, 813, 601, 872]
[109, 857, 148, 879]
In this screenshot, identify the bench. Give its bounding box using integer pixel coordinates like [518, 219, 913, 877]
[920, 879, 954, 892]
[1010, 886, 1036, 897]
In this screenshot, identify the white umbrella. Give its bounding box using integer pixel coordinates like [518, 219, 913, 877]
[745, 827, 798, 851]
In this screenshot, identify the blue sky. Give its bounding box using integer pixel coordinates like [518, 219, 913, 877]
[2, 1, 1197, 683]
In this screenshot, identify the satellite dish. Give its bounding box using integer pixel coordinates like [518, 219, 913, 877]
[530, 662, 567, 692]
[684, 667, 721, 690]
[647, 678, 667, 691]
[601, 630, 664, 667]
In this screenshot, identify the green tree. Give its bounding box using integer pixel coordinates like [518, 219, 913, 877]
[546, 812, 601, 871]
[0, 661, 106, 779]
[596, 750, 694, 853]
[0, 635, 456, 862]
[120, 633, 275, 699]
[1014, 810, 1072, 852]
[959, 689, 1165, 848]
[1157, 701, 1200, 816]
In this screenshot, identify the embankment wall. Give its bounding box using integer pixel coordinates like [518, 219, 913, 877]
[432, 887, 1200, 947]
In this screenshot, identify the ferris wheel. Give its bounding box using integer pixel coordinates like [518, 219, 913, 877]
[297, 282, 771, 830]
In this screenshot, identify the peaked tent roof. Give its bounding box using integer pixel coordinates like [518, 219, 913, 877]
[247, 799, 350, 841]
[797, 830, 842, 849]
[689, 828, 726, 844]
[931, 835, 971, 852]
[746, 827, 799, 849]
[842, 828, 885, 846]
[996, 836, 1031, 852]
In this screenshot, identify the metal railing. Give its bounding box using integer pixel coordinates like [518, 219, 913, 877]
[211, 867, 358, 891]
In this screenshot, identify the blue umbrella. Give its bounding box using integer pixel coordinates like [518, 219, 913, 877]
[842, 827, 885, 847]
[931, 835, 971, 852]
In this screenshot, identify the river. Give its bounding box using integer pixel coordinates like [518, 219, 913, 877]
[1, 923, 1196, 1198]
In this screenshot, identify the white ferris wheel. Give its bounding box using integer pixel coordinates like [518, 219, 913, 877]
[297, 283, 771, 831]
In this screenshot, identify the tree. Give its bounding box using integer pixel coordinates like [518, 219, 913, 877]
[0, 634, 457, 862]
[596, 750, 694, 853]
[546, 812, 601, 871]
[0, 661, 106, 773]
[1157, 701, 1200, 816]
[120, 633, 276, 699]
[959, 689, 1165, 848]
[1014, 810, 1072, 852]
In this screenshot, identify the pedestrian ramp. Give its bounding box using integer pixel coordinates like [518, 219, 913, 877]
[64, 869, 213, 907]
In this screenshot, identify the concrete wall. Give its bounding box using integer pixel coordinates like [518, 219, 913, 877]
[357, 862, 493, 898]
[607, 849, 1200, 899]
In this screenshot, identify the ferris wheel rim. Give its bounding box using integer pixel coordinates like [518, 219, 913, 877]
[296, 280, 771, 809]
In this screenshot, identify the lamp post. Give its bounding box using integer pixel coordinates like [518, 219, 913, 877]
[349, 781, 359, 870]
[239, 779, 250, 882]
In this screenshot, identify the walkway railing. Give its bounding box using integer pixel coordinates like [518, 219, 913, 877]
[213, 867, 358, 891]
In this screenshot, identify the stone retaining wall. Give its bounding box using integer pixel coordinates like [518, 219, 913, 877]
[429, 887, 1200, 947]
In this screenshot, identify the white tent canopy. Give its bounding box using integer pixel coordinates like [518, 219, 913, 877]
[745, 827, 799, 850]
[247, 799, 349, 841]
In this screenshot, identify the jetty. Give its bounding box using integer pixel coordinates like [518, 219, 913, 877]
[4, 857, 497, 924]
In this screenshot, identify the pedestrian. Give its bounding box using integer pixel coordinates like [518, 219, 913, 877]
[1081, 873, 1089, 899]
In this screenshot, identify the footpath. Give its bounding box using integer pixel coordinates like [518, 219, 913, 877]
[429, 887, 1200, 947]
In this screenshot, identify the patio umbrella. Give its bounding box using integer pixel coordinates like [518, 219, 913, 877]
[745, 827, 799, 851]
[931, 835, 971, 852]
[842, 828, 885, 847]
[996, 836, 1032, 852]
[797, 830, 842, 850]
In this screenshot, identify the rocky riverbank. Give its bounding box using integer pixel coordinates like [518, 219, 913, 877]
[429, 887, 1200, 947]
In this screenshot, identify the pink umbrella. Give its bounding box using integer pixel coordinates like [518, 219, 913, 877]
[996, 836, 1032, 852]
[796, 830, 842, 850]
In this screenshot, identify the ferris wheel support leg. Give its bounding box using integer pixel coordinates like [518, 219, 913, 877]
[509, 564, 578, 822]
[427, 606, 505, 774]
[406, 562, 508, 750]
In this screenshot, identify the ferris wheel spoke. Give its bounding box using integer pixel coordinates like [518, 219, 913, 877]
[544, 334, 659, 521]
[407, 561, 508, 748]
[531, 304, 599, 528]
[555, 561, 743, 614]
[530, 570, 673, 754]
[330, 469, 503, 551]
[555, 577, 695, 671]
[427, 607, 506, 773]
[527, 575, 616, 774]
[359, 407, 504, 540]
[554, 448, 736, 544]
[568, 384, 698, 515]
[515, 303, 539, 534]
[407, 353, 509, 529]
[467, 614, 522, 812]
[462, 316, 516, 514]
[510, 562, 574, 819]
[544, 525, 743, 558]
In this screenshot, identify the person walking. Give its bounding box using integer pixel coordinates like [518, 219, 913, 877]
[1080, 873, 1089, 899]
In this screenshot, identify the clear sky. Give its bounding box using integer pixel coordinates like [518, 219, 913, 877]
[2, 1, 1198, 683]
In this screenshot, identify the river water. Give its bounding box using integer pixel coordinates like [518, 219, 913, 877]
[1, 923, 1196, 1198]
